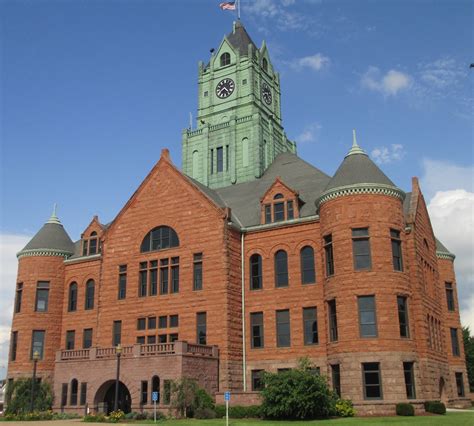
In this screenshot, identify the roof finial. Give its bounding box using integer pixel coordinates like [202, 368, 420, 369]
[346, 129, 366, 156]
[46, 203, 61, 225]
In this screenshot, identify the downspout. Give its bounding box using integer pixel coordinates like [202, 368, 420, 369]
[241, 232, 247, 391]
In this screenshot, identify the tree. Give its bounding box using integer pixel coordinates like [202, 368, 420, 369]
[5, 378, 53, 414]
[170, 378, 214, 418]
[462, 326, 474, 392]
[260, 358, 336, 420]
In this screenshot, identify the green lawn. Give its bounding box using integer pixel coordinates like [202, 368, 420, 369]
[130, 412, 473, 426]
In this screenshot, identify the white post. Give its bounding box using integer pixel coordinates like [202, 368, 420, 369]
[154, 400, 156, 423]
[226, 399, 229, 426]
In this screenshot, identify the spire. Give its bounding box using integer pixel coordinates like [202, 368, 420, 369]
[46, 203, 61, 225]
[346, 129, 366, 157]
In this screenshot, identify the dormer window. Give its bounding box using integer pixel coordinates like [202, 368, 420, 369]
[261, 179, 299, 224]
[82, 231, 100, 256]
[273, 194, 285, 222]
[262, 58, 268, 72]
[220, 52, 231, 67]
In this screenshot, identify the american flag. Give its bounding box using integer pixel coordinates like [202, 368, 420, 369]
[220, 2, 236, 10]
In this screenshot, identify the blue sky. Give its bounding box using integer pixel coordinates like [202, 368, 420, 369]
[0, 0, 473, 378]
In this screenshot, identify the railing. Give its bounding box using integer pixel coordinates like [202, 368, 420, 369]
[60, 349, 90, 360]
[236, 115, 252, 124]
[187, 343, 214, 356]
[96, 347, 120, 358]
[209, 121, 230, 132]
[187, 128, 203, 137]
[140, 343, 175, 356]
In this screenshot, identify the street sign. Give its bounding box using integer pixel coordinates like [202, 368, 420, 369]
[152, 391, 159, 402]
[224, 391, 230, 401]
[225, 391, 230, 426]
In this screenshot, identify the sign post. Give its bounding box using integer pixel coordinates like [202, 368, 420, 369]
[152, 391, 159, 423]
[224, 391, 230, 426]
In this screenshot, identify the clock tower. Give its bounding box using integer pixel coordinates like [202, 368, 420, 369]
[182, 21, 296, 189]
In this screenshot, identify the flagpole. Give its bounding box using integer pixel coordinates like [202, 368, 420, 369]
[238, 0, 241, 20]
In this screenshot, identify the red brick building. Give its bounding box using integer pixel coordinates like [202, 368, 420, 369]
[6, 23, 470, 415]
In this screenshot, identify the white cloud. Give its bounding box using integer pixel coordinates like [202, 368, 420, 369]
[296, 122, 322, 143]
[292, 53, 330, 71]
[361, 66, 412, 96]
[371, 144, 405, 164]
[419, 57, 465, 90]
[0, 234, 31, 379]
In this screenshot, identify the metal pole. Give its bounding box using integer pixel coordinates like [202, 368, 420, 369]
[114, 352, 121, 412]
[30, 358, 38, 412]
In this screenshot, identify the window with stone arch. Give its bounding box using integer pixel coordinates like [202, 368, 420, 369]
[192, 150, 200, 179]
[274, 249, 289, 287]
[220, 52, 231, 67]
[85, 279, 95, 310]
[250, 253, 263, 290]
[262, 58, 268, 72]
[242, 138, 249, 167]
[68, 282, 78, 312]
[141, 226, 179, 252]
[70, 379, 78, 406]
[300, 246, 316, 284]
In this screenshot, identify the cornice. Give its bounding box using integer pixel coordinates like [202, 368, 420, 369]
[316, 183, 406, 208]
[436, 251, 456, 261]
[17, 248, 73, 259]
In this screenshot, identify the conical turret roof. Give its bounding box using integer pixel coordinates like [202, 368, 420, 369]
[18, 206, 75, 258]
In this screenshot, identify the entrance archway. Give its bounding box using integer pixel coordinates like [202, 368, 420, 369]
[94, 380, 131, 414]
[439, 377, 447, 404]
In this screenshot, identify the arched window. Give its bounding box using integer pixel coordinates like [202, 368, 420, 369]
[192, 150, 200, 179]
[85, 279, 95, 310]
[300, 246, 316, 284]
[68, 282, 78, 312]
[262, 58, 268, 72]
[152, 376, 160, 404]
[89, 231, 98, 255]
[220, 52, 231, 67]
[70, 379, 78, 406]
[250, 254, 262, 290]
[423, 238, 429, 251]
[274, 250, 288, 287]
[141, 226, 179, 253]
[273, 193, 284, 200]
[242, 138, 249, 167]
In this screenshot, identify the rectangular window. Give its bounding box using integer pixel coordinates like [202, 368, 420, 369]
[149, 260, 158, 296]
[264, 204, 271, 224]
[331, 364, 341, 397]
[273, 202, 285, 222]
[193, 253, 203, 290]
[148, 317, 157, 329]
[226, 145, 229, 171]
[450, 328, 460, 356]
[363, 362, 383, 399]
[445, 283, 455, 311]
[171, 257, 179, 293]
[35, 281, 50, 312]
[197, 312, 207, 345]
[82, 240, 88, 256]
[242, 79, 247, 85]
[80, 383, 87, 406]
[158, 316, 167, 329]
[403, 362, 416, 399]
[251, 369, 264, 391]
[250, 312, 264, 348]
[15, 283, 23, 313]
[158, 334, 167, 343]
[397, 296, 410, 338]
[352, 228, 371, 270]
[169, 315, 179, 328]
[358, 296, 377, 337]
[203, 90, 208, 97]
[169, 333, 179, 342]
[147, 335, 156, 344]
[141, 381, 148, 405]
[10, 331, 18, 361]
[118, 265, 127, 300]
[136, 336, 145, 344]
[163, 380, 171, 404]
[328, 299, 338, 342]
[137, 318, 146, 330]
[276, 309, 290, 347]
[324, 235, 334, 276]
[89, 238, 97, 255]
[210, 149, 214, 174]
[113, 321, 122, 346]
[303, 307, 318, 345]
[391, 229, 403, 271]
[61, 383, 68, 407]
[217, 146, 224, 172]
[31, 330, 45, 359]
[160, 259, 169, 294]
[139, 262, 147, 297]
[83, 328, 93, 349]
[287, 200, 294, 220]
[455, 372, 465, 397]
[66, 330, 75, 350]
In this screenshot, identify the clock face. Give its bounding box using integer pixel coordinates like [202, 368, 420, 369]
[216, 78, 235, 99]
[262, 82, 272, 105]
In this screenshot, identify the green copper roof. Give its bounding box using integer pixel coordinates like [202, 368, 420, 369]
[18, 208, 75, 257]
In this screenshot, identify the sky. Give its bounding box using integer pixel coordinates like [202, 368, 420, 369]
[0, 0, 473, 380]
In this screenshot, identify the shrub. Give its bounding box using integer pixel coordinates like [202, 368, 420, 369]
[170, 378, 214, 418]
[424, 400, 446, 415]
[83, 413, 107, 422]
[334, 399, 356, 417]
[260, 366, 335, 420]
[195, 387, 215, 411]
[214, 405, 261, 418]
[194, 407, 217, 419]
[108, 410, 125, 423]
[396, 403, 415, 416]
[5, 379, 54, 415]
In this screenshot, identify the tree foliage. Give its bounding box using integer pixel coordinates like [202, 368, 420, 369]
[5, 378, 54, 414]
[462, 326, 474, 392]
[170, 378, 214, 418]
[260, 359, 336, 420]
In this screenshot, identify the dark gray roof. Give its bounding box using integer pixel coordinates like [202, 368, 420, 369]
[226, 21, 257, 56]
[324, 152, 396, 191]
[21, 222, 75, 254]
[214, 152, 330, 227]
[403, 192, 412, 217]
[435, 238, 453, 254]
[185, 176, 227, 208]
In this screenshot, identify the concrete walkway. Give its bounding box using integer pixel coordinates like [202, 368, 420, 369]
[447, 408, 474, 413]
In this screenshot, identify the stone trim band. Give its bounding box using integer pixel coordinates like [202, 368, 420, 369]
[17, 248, 73, 259]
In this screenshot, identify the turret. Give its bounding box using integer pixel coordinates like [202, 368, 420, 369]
[8, 207, 74, 383]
